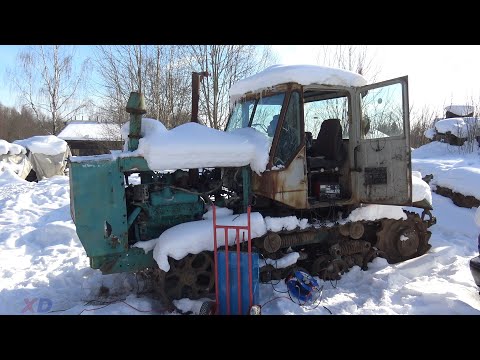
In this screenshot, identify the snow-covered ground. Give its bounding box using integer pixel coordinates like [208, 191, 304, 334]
[0, 175, 167, 315]
[0, 141, 479, 315]
[413, 141, 480, 201]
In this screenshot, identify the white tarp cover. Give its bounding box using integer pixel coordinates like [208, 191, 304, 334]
[0, 152, 32, 179]
[28, 150, 71, 180]
[13, 135, 71, 180]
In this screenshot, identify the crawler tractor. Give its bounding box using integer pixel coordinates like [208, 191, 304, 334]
[69, 65, 435, 303]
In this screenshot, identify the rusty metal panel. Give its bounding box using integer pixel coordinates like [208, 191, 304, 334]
[358, 140, 411, 204]
[364, 167, 387, 185]
[252, 147, 308, 209]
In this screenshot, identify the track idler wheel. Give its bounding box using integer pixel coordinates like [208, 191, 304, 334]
[311, 255, 347, 281]
[375, 214, 431, 264]
[153, 251, 215, 303]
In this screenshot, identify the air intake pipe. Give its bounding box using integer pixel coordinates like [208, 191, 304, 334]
[126, 92, 146, 152]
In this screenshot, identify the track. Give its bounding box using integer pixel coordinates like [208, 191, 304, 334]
[148, 212, 433, 304]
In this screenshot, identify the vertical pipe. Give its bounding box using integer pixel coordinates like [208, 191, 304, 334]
[213, 205, 219, 314]
[236, 228, 242, 315]
[191, 71, 209, 123]
[247, 206, 253, 309]
[224, 227, 230, 315]
[189, 71, 207, 186]
[126, 92, 146, 152]
[242, 167, 250, 213]
[191, 72, 200, 124]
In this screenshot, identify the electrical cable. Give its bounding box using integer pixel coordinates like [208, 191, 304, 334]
[263, 268, 334, 315]
[256, 226, 337, 314]
[78, 298, 157, 315]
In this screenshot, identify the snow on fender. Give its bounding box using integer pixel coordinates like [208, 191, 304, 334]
[151, 212, 267, 272]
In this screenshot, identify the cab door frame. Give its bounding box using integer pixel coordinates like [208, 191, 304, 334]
[352, 76, 412, 205]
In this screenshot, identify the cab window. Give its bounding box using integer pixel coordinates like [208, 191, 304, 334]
[361, 83, 404, 139]
[225, 100, 255, 131]
[273, 92, 301, 168]
[304, 93, 350, 139]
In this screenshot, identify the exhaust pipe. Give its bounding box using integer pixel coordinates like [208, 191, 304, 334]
[189, 71, 209, 185]
[191, 71, 209, 123]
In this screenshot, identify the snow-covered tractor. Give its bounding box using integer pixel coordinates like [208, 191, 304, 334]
[69, 65, 435, 304]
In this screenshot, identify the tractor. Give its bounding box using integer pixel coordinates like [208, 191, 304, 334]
[69, 64, 435, 304]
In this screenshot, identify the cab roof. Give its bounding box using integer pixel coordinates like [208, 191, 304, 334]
[229, 64, 368, 99]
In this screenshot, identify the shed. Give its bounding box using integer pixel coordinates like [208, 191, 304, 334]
[58, 121, 124, 156]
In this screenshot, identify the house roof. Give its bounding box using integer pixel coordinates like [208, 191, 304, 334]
[58, 121, 123, 141]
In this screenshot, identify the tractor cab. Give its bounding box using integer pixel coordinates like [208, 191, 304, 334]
[226, 65, 411, 210]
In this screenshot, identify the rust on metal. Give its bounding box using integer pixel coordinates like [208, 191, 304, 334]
[339, 223, 350, 237]
[99, 258, 118, 273]
[191, 71, 209, 123]
[263, 232, 282, 253]
[397, 228, 419, 257]
[109, 235, 120, 248]
[153, 251, 215, 301]
[189, 71, 208, 184]
[252, 147, 308, 209]
[267, 84, 305, 170]
[278, 231, 318, 249]
[339, 239, 371, 256]
[234, 83, 296, 104]
[349, 222, 365, 239]
[375, 212, 431, 264]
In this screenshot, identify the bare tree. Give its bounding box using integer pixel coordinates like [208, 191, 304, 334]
[409, 105, 440, 148]
[94, 45, 191, 130]
[185, 45, 277, 130]
[0, 103, 47, 142]
[313, 46, 381, 135]
[316, 45, 381, 82]
[94, 45, 276, 131]
[7, 45, 91, 135]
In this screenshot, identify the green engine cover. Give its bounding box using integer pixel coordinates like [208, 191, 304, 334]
[69, 155, 205, 274]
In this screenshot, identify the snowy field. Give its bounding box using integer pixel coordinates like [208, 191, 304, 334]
[413, 141, 480, 200]
[0, 142, 480, 315]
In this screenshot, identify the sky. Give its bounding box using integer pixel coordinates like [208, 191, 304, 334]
[0, 45, 93, 111]
[273, 45, 480, 116]
[0, 130, 479, 314]
[2, 45, 480, 118]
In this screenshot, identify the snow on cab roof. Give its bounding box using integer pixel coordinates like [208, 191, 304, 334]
[229, 64, 368, 98]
